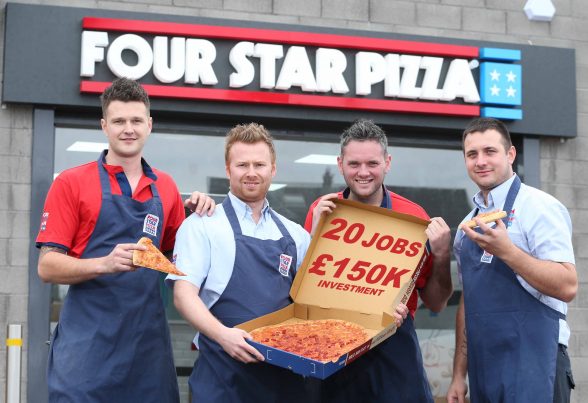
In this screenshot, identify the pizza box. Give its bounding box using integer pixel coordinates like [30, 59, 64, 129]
[236, 198, 430, 379]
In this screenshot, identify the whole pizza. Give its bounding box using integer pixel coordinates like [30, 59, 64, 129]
[250, 319, 369, 363]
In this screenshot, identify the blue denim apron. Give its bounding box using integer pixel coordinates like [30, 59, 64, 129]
[189, 197, 310, 403]
[47, 152, 179, 402]
[462, 176, 563, 402]
[320, 190, 433, 403]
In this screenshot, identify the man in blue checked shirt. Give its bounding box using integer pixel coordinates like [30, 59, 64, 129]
[447, 117, 577, 403]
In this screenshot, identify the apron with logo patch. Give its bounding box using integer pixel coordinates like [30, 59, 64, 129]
[462, 175, 562, 402]
[47, 152, 179, 403]
[189, 197, 310, 403]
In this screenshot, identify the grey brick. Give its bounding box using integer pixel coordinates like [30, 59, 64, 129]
[576, 42, 588, 66]
[223, 0, 272, 13]
[370, 0, 415, 25]
[322, 0, 369, 21]
[568, 331, 588, 356]
[541, 158, 573, 185]
[506, 10, 551, 36]
[0, 266, 27, 294]
[0, 128, 31, 157]
[200, 8, 299, 24]
[570, 209, 588, 234]
[578, 89, 588, 114]
[572, 356, 588, 382]
[578, 64, 588, 90]
[578, 188, 588, 210]
[8, 238, 29, 267]
[393, 24, 448, 37]
[544, 183, 575, 208]
[485, 0, 527, 11]
[0, 105, 32, 130]
[573, 160, 588, 186]
[0, 211, 30, 238]
[575, 235, 588, 258]
[568, 308, 588, 331]
[0, 183, 30, 212]
[173, 0, 222, 8]
[552, 0, 572, 17]
[571, 0, 588, 18]
[572, 383, 588, 403]
[416, 4, 461, 29]
[551, 16, 588, 41]
[0, 294, 28, 324]
[442, 0, 484, 6]
[0, 238, 7, 266]
[463, 7, 506, 33]
[541, 137, 575, 160]
[0, 156, 31, 184]
[274, 0, 320, 17]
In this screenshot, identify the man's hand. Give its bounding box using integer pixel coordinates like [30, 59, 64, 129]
[446, 377, 468, 403]
[217, 327, 265, 363]
[425, 217, 451, 258]
[184, 191, 216, 216]
[99, 243, 146, 274]
[310, 193, 339, 236]
[460, 218, 514, 258]
[393, 303, 409, 327]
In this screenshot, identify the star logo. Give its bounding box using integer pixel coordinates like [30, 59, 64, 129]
[480, 62, 522, 106]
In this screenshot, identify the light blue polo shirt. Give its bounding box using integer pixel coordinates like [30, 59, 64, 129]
[166, 192, 311, 345]
[454, 174, 575, 345]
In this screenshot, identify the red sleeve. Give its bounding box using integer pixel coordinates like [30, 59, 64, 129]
[155, 171, 185, 254]
[36, 172, 81, 252]
[303, 198, 321, 233]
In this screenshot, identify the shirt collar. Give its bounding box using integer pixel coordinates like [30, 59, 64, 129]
[472, 173, 517, 211]
[342, 185, 390, 209]
[227, 192, 270, 221]
[100, 150, 157, 181]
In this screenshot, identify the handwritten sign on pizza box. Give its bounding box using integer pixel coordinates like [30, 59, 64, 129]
[237, 198, 430, 379]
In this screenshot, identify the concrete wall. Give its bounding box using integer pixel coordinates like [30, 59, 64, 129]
[1, 0, 586, 401]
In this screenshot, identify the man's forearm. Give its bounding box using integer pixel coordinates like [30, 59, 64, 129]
[173, 280, 226, 341]
[38, 247, 104, 285]
[420, 252, 453, 312]
[500, 246, 577, 302]
[453, 295, 468, 380]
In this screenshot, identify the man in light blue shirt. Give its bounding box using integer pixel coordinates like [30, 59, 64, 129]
[447, 118, 577, 403]
[167, 123, 313, 403]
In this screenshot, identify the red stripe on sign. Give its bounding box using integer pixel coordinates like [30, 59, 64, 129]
[82, 17, 478, 58]
[80, 81, 480, 117]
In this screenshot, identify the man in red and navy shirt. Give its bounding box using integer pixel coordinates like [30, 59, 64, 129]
[36, 78, 213, 402]
[304, 119, 453, 403]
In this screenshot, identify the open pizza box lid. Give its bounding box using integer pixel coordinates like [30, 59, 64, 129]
[237, 198, 430, 379]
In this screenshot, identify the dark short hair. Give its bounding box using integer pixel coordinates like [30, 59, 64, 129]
[100, 78, 150, 117]
[462, 117, 512, 151]
[225, 123, 276, 164]
[340, 119, 388, 156]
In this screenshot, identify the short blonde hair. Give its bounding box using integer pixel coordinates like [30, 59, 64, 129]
[225, 123, 276, 164]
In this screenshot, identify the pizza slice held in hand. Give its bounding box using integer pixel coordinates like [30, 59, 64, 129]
[133, 237, 186, 276]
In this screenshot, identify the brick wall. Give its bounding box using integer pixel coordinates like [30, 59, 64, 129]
[1, 0, 586, 401]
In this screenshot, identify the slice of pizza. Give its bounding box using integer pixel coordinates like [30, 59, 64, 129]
[461, 210, 507, 229]
[133, 237, 186, 276]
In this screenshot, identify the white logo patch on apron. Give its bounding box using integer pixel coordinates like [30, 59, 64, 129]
[143, 214, 159, 236]
[278, 254, 292, 276]
[480, 250, 494, 264]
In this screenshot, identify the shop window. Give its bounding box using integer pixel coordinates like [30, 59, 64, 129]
[52, 126, 477, 400]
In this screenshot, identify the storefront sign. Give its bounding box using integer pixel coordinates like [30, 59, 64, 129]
[79, 18, 522, 120]
[2, 3, 577, 137]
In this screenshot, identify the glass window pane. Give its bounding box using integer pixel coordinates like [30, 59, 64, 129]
[53, 126, 473, 400]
